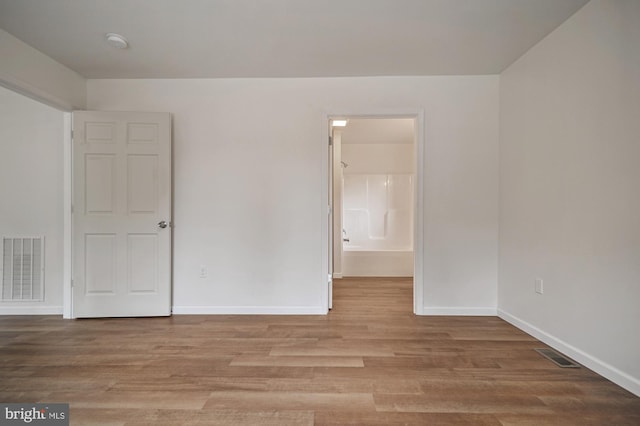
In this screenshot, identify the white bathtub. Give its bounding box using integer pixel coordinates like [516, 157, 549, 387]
[342, 248, 413, 277]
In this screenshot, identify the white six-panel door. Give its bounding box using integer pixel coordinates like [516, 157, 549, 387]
[73, 111, 172, 317]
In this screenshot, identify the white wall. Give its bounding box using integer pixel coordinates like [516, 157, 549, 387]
[0, 29, 86, 110]
[499, 0, 640, 395]
[0, 86, 65, 314]
[342, 144, 414, 174]
[87, 76, 499, 314]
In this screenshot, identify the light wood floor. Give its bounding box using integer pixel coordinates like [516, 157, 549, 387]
[1, 277, 639, 425]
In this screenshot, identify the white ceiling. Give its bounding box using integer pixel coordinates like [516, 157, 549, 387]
[0, 0, 589, 79]
[341, 119, 415, 145]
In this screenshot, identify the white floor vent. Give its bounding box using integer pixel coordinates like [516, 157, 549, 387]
[1, 237, 45, 301]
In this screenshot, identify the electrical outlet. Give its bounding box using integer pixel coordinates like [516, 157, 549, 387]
[199, 265, 208, 279]
[535, 278, 544, 294]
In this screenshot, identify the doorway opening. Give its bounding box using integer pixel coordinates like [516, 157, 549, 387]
[324, 112, 424, 315]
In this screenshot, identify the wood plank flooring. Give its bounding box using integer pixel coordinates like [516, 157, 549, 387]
[1, 277, 639, 425]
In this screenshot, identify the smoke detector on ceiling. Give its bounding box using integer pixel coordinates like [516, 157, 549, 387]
[105, 33, 129, 49]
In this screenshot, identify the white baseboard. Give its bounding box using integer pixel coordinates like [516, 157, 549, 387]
[0, 305, 63, 315]
[172, 305, 327, 315]
[498, 309, 640, 397]
[423, 307, 497, 316]
[332, 273, 343, 279]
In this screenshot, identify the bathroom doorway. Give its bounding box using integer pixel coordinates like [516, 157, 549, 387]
[325, 113, 424, 314]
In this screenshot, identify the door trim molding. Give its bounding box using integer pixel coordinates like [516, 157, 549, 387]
[321, 109, 425, 315]
[63, 112, 73, 318]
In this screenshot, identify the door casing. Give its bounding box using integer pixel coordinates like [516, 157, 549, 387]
[321, 109, 425, 315]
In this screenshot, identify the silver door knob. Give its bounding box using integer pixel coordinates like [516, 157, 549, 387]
[158, 221, 169, 229]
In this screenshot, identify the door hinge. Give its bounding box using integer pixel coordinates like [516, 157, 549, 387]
[71, 279, 74, 288]
[70, 129, 74, 142]
[329, 135, 333, 146]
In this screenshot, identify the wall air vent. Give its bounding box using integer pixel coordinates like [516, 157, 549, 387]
[1, 237, 44, 301]
[535, 348, 580, 368]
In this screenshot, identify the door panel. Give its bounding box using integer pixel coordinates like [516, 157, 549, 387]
[85, 154, 116, 214]
[127, 234, 158, 293]
[84, 234, 117, 294]
[73, 111, 171, 317]
[128, 155, 158, 214]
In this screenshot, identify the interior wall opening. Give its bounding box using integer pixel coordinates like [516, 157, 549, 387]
[330, 117, 417, 312]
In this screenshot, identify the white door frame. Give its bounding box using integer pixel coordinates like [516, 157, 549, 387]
[320, 109, 425, 315]
[63, 112, 73, 318]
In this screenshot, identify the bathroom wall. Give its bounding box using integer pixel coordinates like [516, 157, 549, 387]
[341, 120, 414, 276]
[342, 143, 414, 175]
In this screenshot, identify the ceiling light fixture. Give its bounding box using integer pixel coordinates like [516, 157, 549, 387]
[331, 119, 348, 127]
[105, 33, 129, 49]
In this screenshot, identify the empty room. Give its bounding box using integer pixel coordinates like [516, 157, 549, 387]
[0, 0, 639, 424]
